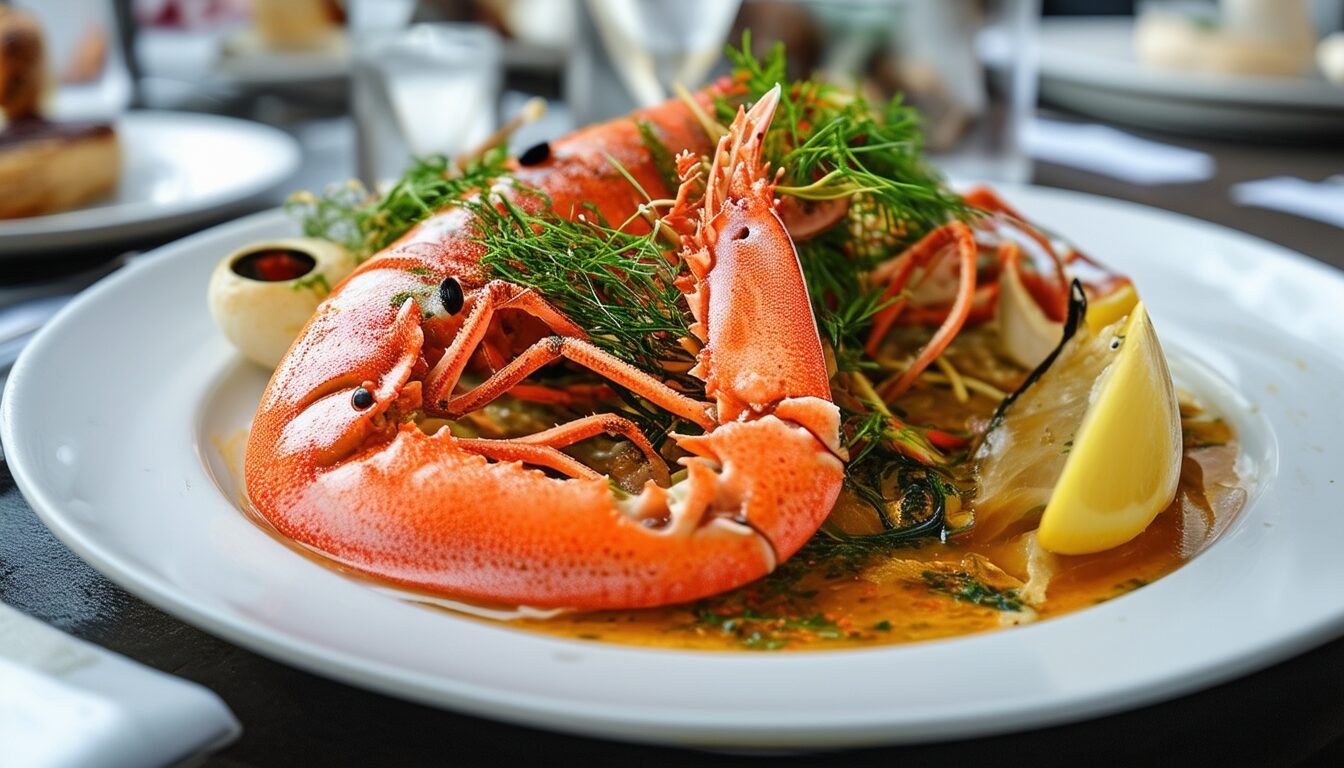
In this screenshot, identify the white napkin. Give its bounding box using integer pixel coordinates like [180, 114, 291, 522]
[0, 603, 240, 768]
[1231, 176, 1344, 229]
[1024, 118, 1217, 185]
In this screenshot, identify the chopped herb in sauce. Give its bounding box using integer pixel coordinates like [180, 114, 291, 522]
[690, 607, 850, 651]
[921, 570, 1025, 613]
[290, 272, 331, 297]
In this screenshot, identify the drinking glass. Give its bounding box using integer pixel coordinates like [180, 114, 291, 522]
[351, 23, 502, 189]
[14, 0, 133, 120]
[905, 0, 1040, 184]
[568, 0, 743, 124]
[799, 0, 1040, 184]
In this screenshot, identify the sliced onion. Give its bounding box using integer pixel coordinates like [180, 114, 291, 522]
[995, 255, 1064, 370]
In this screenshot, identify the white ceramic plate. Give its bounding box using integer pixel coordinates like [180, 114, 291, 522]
[1039, 18, 1344, 138]
[4, 188, 1344, 749]
[0, 112, 300, 257]
[214, 29, 350, 89]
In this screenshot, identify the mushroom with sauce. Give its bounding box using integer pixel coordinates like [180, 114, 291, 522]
[207, 238, 356, 368]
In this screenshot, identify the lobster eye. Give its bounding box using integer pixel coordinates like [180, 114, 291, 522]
[439, 277, 464, 315]
[519, 141, 551, 166]
[351, 387, 375, 410]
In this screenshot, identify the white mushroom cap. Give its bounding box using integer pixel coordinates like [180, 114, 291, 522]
[207, 238, 356, 369]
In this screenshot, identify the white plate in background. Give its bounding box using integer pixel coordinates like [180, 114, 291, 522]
[1038, 17, 1344, 138]
[213, 29, 350, 89]
[0, 112, 299, 257]
[3, 188, 1344, 748]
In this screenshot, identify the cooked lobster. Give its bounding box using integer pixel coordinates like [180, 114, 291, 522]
[245, 86, 847, 610]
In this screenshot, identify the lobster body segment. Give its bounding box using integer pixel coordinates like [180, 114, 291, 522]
[246, 86, 845, 610]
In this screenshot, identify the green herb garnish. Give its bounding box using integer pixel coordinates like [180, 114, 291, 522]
[635, 119, 681, 193]
[470, 192, 699, 392]
[719, 32, 970, 364]
[691, 605, 847, 651]
[286, 148, 509, 262]
[922, 570, 1024, 612]
[290, 272, 330, 297]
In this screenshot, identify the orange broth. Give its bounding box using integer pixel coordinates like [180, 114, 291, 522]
[232, 331, 1245, 652]
[497, 330, 1247, 651]
[502, 440, 1243, 651]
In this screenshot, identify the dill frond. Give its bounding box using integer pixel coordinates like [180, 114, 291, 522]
[635, 119, 681, 193]
[286, 148, 510, 262]
[718, 33, 969, 375]
[720, 33, 965, 234]
[470, 193, 701, 394]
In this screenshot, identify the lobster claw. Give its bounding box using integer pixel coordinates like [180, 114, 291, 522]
[269, 292, 424, 468]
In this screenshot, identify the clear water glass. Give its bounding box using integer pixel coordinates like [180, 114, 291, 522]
[800, 0, 1040, 184]
[568, 0, 1038, 184]
[926, 0, 1041, 184]
[351, 23, 502, 189]
[569, 0, 743, 124]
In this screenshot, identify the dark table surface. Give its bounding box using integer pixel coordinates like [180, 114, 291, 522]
[2, 103, 1343, 767]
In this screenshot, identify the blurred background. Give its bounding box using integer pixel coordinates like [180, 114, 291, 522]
[4, 3, 1344, 765]
[5, 0, 1343, 367]
[3, 0, 1343, 271]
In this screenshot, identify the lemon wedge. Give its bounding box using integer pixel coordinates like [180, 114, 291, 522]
[1037, 303, 1181, 553]
[973, 300, 1181, 554]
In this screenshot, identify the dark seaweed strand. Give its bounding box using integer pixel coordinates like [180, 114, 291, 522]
[827, 451, 960, 548]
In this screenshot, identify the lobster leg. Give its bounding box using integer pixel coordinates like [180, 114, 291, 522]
[965, 185, 1070, 320]
[422, 280, 712, 428]
[865, 222, 976, 356]
[866, 222, 979, 401]
[504, 382, 616, 406]
[456, 413, 670, 486]
[454, 438, 603, 481]
[422, 280, 585, 406]
[439, 335, 715, 431]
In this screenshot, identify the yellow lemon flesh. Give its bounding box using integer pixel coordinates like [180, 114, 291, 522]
[1084, 282, 1139, 334]
[1037, 303, 1181, 554]
[973, 300, 1180, 554]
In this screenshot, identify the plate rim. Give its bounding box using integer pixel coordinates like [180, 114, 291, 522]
[0, 111, 301, 256]
[1039, 17, 1344, 111]
[214, 31, 350, 87]
[5, 190, 1344, 748]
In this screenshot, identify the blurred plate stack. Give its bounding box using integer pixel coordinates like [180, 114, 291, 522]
[1038, 17, 1344, 139]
